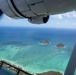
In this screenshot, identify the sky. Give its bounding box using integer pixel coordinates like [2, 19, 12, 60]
[0, 11, 76, 29]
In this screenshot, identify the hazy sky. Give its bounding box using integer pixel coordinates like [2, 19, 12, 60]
[0, 11, 76, 29]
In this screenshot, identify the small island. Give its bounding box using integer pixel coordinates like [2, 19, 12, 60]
[39, 40, 51, 45]
[56, 43, 64, 48]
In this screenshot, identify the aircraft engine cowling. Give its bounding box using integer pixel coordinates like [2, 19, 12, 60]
[28, 16, 49, 24]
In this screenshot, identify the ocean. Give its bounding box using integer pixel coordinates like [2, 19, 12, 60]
[0, 27, 76, 74]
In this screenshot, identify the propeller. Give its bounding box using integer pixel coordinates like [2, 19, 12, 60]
[0, 9, 3, 17]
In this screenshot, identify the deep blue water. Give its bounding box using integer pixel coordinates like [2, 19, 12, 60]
[0, 27, 76, 74]
[0, 67, 15, 75]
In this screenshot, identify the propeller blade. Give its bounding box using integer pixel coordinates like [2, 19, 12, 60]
[0, 9, 3, 16]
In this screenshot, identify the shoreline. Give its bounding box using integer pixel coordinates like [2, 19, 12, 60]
[0, 60, 63, 75]
[38, 71, 63, 75]
[0, 60, 32, 75]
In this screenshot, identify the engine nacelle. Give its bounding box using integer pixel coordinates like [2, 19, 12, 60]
[28, 16, 49, 24]
[0, 0, 49, 24]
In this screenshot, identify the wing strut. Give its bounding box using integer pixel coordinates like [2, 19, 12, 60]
[64, 43, 76, 75]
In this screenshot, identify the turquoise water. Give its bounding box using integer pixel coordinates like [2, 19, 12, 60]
[0, 27, 76, 74]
